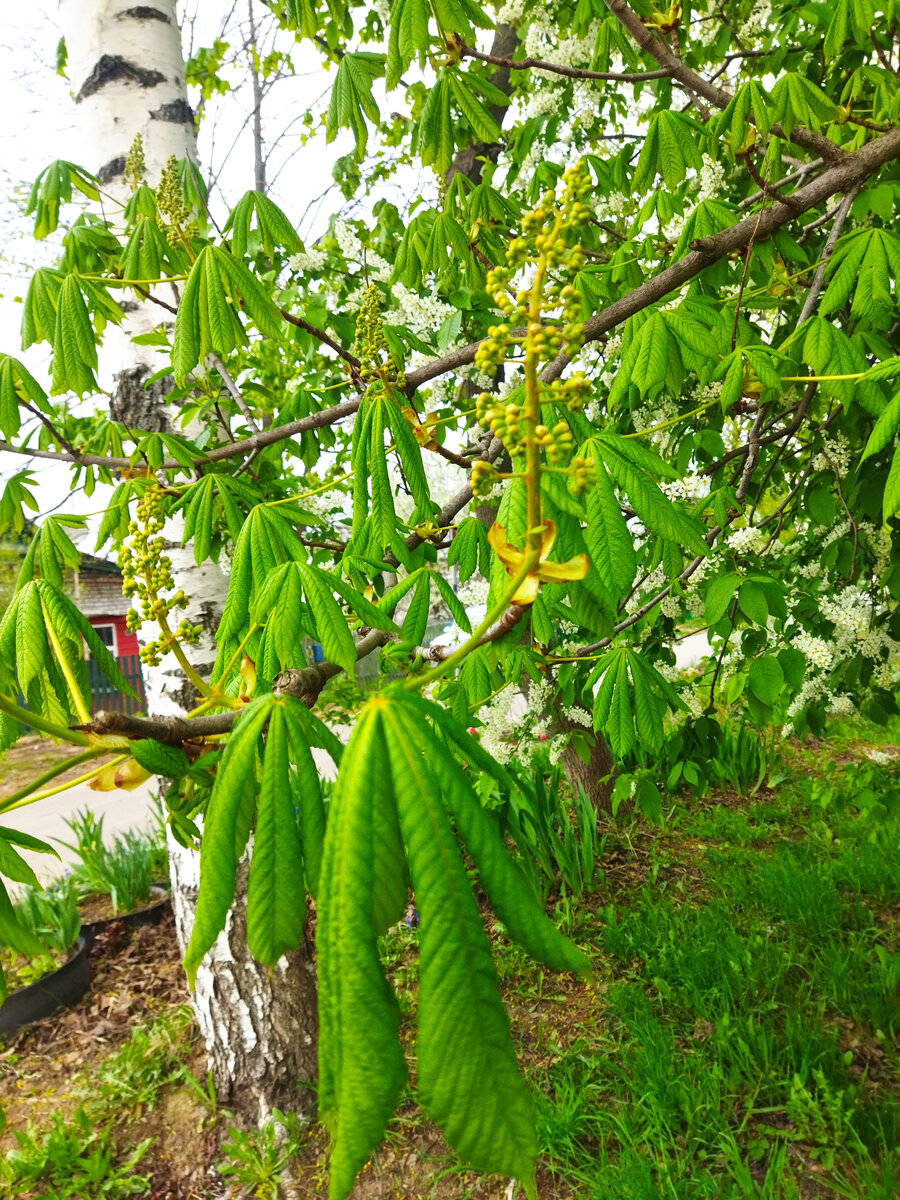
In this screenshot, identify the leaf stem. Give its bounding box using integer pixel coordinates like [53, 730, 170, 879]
[0, 693, 90, 746]
[40, 599, 92, 725]
[0, 748, 109, 814]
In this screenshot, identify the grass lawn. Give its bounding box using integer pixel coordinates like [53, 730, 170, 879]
[0, 723, 897, 1199]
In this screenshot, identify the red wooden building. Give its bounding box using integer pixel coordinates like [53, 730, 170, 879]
[72, 554, 140, 659]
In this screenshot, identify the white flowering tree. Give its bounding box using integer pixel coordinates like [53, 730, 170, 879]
[1, 0, 899, 1195]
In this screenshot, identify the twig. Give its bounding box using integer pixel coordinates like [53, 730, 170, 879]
[418, 604, 527, 661]
[796, 187, 857, 325]
[457, 41, 674, 83]
[208, 352, 261, 434]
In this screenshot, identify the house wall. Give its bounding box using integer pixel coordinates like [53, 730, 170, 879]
[87, 614, 140, 658]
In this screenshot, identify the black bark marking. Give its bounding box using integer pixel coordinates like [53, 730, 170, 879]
[150, 98, 194, 125]
[117, 6, 171, 20]
[111, 365, 172, 431]
[77, 55, 165, 102]
[98, 156, 127, 184]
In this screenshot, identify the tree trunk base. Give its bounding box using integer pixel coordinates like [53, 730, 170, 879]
[168, 842, 318, 1125]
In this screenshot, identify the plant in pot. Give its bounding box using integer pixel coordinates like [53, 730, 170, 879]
[57, 807, 170, 935]
[0, 875, 89, 1035]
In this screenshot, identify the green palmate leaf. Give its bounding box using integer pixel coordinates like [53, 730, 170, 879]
[283, 699, 329, 899]
[430, 0, 493, 34]
[387, 0, 429, 89]
[447, 517, 488, 585]
[172, 246, 284, 382]
[183, 697, 274, 984]
[328, 573, 400, 634]
[246, 704, 307, 966]
[381, 704, 538, 1194]
[297, 563, 357, 675]
[21, 268, 62, 350]
[633, 111, 705, 192]
[217, 505, 305, 647]
[0, 879, 45, 961]
[863, 391, 900, 462]
[431, 571, 471, 633]
[51, 275, 99, 395]
[882, 443, 900, 520]
[130, 739, 191, 779]
[446, 69, 503, 145]
[317, 704, 408, 1200]
[417, 70, 455, 176]
[711, 79, 772, 151]
[584, 448, 636, 596]
[0, 355, 50, 441]
[26, 160, 98, 240]
[401, 570, 431, 644]
[0, 837, 40, 888]
[769, 73, 838, 135]
[225, 190, 302, 259]
[369, 398, 397, 549]
[405, 703, 588, 974]
[597, 437, 709, 556]
[326, 52, 385, 156]
[384, 392, 431, 514]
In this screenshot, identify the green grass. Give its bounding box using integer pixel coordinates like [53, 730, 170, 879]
[518, 756, 900, 1200]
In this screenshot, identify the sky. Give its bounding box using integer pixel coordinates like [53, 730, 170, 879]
[0, 1, 361, 530]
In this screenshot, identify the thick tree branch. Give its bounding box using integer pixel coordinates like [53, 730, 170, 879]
[4, 129, 897, 478]
[0, 397, 362, 471]
[602, 0, 846, 163]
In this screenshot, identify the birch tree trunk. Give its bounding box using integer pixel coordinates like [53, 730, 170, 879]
[59, 0, 318, 1123]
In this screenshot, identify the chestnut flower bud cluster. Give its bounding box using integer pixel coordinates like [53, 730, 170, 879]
[471, 161, 597, 490]
[156, 155, 199, 248]
[354, 284, 406, 391]
[118, 486, 200, 667]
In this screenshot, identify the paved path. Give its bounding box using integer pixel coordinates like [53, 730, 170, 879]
[2, 780, 160, 891]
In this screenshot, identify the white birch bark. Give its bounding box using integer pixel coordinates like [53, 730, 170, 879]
[58, 0, 318, 1123]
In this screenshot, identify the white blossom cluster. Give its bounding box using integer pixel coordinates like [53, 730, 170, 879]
[287, 247, 327, 272]
[827, 693, 856, 717]
[697, 154, 727, 202]
[690, 379, 724, 407]
[591, 192, 629, 222]
[662, 474, 708, 503]
[795, 560, 823, 579]
[793, 631, 833, 670]
[862, 521, 893, 577]
[727, 525, 768, 556]
[873, 659, 900, 688]
[660, 595, 682, 618]
[496, 0, 527, 22]
[811, 433, 852, 476]
[527, 85, 564, 119]
[383, 283, 456, 336]
[332, 219, 361, 260]
[634, 396, 678, 435]
[739, 0, 772, 42]
[819, 589, 870, 636]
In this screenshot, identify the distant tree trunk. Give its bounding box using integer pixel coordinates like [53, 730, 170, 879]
[59, 0, 318, 1124]
[557, 714, 615, 813]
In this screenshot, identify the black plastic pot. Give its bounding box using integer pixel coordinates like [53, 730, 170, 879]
[79, 885, 171, 948]
[0, 935, 90, 1036]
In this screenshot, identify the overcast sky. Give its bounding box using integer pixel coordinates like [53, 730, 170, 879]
[0, 2, 364, 524]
